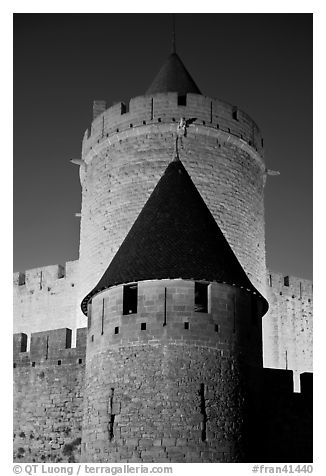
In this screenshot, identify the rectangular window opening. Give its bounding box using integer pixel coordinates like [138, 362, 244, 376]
[121, 102, 129, 114]
[141, 322, 146, 331]
[215, 324, 219, 333]
[114, 326, 119, 335]
[58, 360, 62, 366]
[195, 282, 209, 313]
[284, 276, 290, 287]
[123, 284, 138, 315]
[184, 322, 189, 330]
[18, 272, 26, 286]
[78, 358, 83, 364]
[58, 264, 65, 279]
[232, 108, 239, 121]
[178, 95, 187, 106]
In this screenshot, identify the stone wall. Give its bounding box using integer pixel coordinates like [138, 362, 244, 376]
[82, 279, 264, 462]
[263, 271, 313, 391]
[77, 92, 267, 329]
[13, 260, 82, 346]
[13, 328, 86, 463]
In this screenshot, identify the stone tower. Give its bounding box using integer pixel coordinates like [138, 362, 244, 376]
[80, 158, 268, 463]
[76, 50, 267, 330]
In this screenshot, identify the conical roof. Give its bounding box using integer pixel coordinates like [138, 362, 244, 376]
[81, 159, 268, 315]
[146, 52, 201, 96]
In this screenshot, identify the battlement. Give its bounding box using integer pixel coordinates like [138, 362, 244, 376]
[13, 327, 87, 366]
[266, 270, 313, 301]
[82, 93, 263, 158]
[13, 260, 78, 290]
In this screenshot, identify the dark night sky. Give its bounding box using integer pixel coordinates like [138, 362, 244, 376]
[13, 13, 312, 280]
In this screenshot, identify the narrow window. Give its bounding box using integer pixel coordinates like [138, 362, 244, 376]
[150, 98, 154, 120]
[121, 102, 129, 114]
[18, 272, 26, 286]
[123, 284, 138, 315]
[178, 95, 187, 106]
[184, 322, 189, 330]
[13, 363, 16, 369]
[141, 323, 146, 331]
[284, 276, 290, 287]
[232, 108, 239, 121]
[114, 326, 119, 335]
[91, 335, 94, 342]
[57, 360, 62, 366]
[101, 299, 105, 335]
[215, 324, 219, 333]
[195, 282, 208, 313]
[163, 287, 167, 327]
[109, 388, 115, 440]
[58, 264, 65, 279]
[78, 359, 83, 364]
[32, 362, 35, 367]
[268, 274, 273, 287]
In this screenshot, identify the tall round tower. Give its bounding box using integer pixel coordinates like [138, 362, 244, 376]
[76, 51, 267, 329]
[80, 158, 268, 463]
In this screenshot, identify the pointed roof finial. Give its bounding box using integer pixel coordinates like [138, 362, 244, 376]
[172, 14, 176, 54]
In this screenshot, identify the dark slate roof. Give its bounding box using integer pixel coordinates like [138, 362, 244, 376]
[81, 159, 268, 315]
[146, 53, 201, 96]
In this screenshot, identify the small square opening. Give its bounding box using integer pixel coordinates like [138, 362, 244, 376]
[178, 95, 187, 106]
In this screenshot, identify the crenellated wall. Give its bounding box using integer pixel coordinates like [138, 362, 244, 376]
[262, 271, 313, 391]
[13, 327, 86, 463]
[13, 260, 83, 346]
[13, 261, 313, 384]
[82, 279, 264, 462]
[77, 93, 267, 329]
[82, 93, 263, 157]
[12, 284, 312, 463]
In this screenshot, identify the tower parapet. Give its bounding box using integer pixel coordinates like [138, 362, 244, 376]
[82, 93, 264, 158]
[82, 279, 265, 463]
[77, 87, 267, 329]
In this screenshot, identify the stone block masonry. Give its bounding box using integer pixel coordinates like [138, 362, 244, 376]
[13, 261, 313, 386]
[77, 92, 267, 330]
[81, 279, 265, 462]
[13, 260, 81, 346]
[263, 271, 313, 392]
[13, 328, 86, 463]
